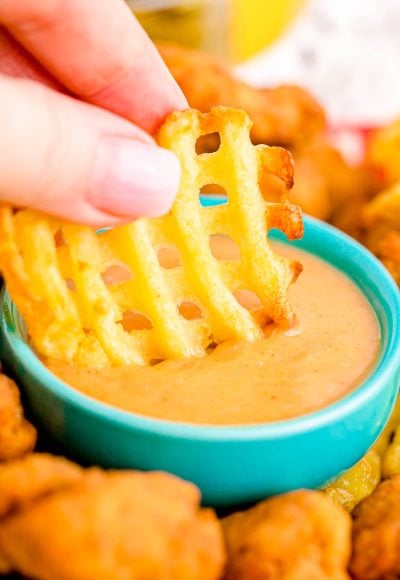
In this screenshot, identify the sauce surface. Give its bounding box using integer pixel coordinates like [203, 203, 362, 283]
[47, 243, 380, 425]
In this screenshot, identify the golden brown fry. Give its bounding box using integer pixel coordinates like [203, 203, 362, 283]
[324, 450, 381, 512]
[382, 426, 400, 479]
[0, 453, 225, 580]
[222, 490, 351, 580]
[288, 136, 369, 232]
[0, 107, 303, 366]
[0, 374, 36, 461]
[158, 42, 326, 147]
[363, 226, 400, 285]
[350, 475, 400, 580]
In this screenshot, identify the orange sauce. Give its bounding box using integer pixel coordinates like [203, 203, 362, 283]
[47, 243, 380, 425]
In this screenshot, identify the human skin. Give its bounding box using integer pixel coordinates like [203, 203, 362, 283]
[0, 0, 188, 225]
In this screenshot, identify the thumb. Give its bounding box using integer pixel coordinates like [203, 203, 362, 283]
[0, 74, 180, 225]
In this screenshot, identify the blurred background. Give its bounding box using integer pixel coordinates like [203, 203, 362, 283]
[127, 0, 400, 132]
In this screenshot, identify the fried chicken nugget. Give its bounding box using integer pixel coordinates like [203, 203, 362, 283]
[158, 42, 325, 147]
[366, 119, 400, 191]
[258, 135, 370, 224]
[296, 137, 370, 232]
[350, 475, 400, 580]
[0, 453, 225, 580]
[222, 490, 351, 580]
[0, 373, 36, 461]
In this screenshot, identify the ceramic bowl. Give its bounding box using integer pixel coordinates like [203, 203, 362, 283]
[1, 202, 399, 506]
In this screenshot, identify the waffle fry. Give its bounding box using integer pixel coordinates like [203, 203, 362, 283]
[324, 451, 381, 512]
[363, 183, 400, 229]
[0, 107, 303, 367]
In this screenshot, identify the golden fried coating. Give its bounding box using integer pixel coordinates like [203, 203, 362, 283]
[0, 453, 83, 519]
[0, 107, 303, 366]
[366, 119, 400, 191]
[373, 396, 400, 459]
[350, 475, 400, 580]
[158, 42, 325, 147]
[382, 424, 400, 479]
[364, 226, 400, 285]
[0, 453, 225, 580]
[222, 490, 351, 580]
[158, 42, 371, 224]
[361, 183, 400, 285]
[374, 397, 400, 479]
[0, 373, 36, 461]
[324, 450, 381, 512]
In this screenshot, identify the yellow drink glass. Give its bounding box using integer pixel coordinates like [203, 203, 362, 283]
[127, 0, 306, 63]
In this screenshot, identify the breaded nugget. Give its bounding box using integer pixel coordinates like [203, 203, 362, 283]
[362, 183, 400, 284]
[259, 136, 369, 224]
[158, 43, 371, 224]
[373, 396, 400, 459]
[366, 119, 400, 191]
[259, 151, 331, 220]
[350, 475, 400, 579]
[222, 489, 351, 580]
[0, 373, 36, 461]
[363, 182, 400, 228]
[0, 453, 83, 519]
[158, 42, 325, 147]
[298, 138, 369, 214]
[292, 136, 370, 230]
[324, 450, 381, 512]
[0, 453, 225, 580]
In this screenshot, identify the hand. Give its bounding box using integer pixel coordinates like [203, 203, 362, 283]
[0, 0, 187, 225]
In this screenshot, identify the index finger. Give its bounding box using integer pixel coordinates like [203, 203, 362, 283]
[0, 0, 187, 133]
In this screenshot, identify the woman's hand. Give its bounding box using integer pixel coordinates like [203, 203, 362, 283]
[0, 0, 187, 225]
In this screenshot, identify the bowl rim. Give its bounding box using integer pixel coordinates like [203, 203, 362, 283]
[1, 212, 400, 442]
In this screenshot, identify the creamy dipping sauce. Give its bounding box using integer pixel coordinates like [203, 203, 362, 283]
[47, 243, 380, 426]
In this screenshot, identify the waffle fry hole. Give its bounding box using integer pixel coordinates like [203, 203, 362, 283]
[0, 107, 380, 425]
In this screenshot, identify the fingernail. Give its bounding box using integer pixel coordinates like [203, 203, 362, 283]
[88, 138, 180, 218]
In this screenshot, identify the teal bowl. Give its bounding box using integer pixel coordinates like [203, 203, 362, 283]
[1, 203, 400, 506]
